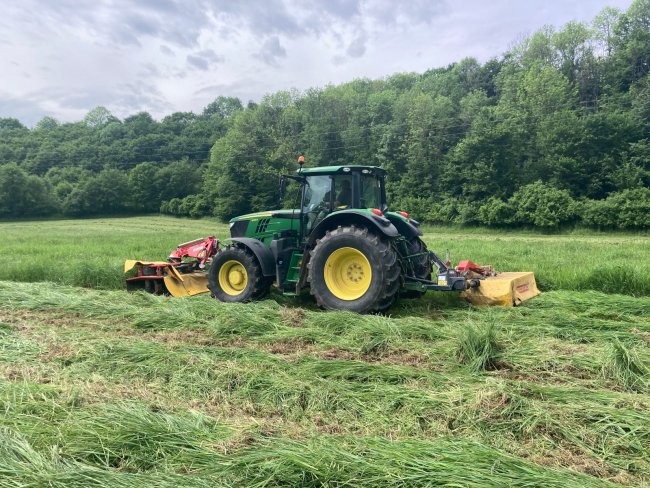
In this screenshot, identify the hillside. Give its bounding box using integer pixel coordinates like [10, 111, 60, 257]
[1, 1, 649, 229]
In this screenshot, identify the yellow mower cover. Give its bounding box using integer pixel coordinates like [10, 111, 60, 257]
[461, 272, 540, 307]
[124, 260, 210, 297]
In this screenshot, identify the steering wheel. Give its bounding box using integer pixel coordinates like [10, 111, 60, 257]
[309, 201, 327, 213]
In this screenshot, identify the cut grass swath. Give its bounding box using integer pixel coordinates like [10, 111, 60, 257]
[602, 339, 649, 392]
[456, 322, 504, 372]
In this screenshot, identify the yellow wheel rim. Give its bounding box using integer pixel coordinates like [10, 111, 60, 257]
[218, 260, 248, 296]
[323, 247, 372, 301]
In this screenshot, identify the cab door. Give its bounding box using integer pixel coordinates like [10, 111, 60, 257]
[301, 175, 332, 239]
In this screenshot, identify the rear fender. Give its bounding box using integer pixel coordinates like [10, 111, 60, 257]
[226, 237, 275, 277]
[308, 210, 400, 246]
[385, 214, 422, 239]
[296, 211, 400, 294]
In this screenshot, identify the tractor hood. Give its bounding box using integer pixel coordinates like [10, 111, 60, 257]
[229, 210, 299, 223]
[229, 210, 300, 240]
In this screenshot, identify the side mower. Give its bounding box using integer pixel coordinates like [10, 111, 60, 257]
[125, 164, 539, 312]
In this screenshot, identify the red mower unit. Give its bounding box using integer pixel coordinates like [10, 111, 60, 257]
[124, 236, 219, 297]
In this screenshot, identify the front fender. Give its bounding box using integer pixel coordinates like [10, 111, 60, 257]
[225, 237, 275, 277]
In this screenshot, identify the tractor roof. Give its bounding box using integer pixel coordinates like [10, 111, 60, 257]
[298, 165, 386, 176]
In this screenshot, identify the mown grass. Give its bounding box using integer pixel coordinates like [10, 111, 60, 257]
[0, 216, 648, 294]
[0, 280, 648, 486]
[0, 216, 648, 486]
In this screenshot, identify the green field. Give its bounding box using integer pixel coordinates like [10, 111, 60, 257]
[0, 216, 648, 486]
[1, 216, 649, 295]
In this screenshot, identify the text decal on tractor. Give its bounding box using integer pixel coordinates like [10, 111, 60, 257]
[125, 160, 539, 312]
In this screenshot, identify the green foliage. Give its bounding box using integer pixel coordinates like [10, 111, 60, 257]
[461, 181, 578, 229]
[0, 3, 649, 227]
[61, 169, 129, 216]
[507, 181, 579, 228]
[155, 159, 202, 203]
[161, 194, 211, 218]
[0, 164, 56, 218]
[477, 197, 511, 226]
[582, 188, 650, 229]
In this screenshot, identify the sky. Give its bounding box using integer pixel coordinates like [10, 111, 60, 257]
[0, 0, 635, 126]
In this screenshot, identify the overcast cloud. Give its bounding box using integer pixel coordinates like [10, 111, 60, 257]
[0, 0, 634, 126]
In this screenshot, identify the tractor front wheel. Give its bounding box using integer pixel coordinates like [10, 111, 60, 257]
[208, 246, 268, 302]
[308, 226, 400, 313]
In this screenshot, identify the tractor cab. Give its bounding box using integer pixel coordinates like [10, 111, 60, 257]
[292, 165, 387, 239]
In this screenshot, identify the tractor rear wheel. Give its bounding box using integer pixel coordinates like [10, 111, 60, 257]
[208, 246, 268, 302]
[402, 237, 432, 299]
[308, 226, 400, 313]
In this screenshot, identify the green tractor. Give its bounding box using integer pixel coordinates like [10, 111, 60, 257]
[209, 164, 477, 313]
[126, 163, 539, 311]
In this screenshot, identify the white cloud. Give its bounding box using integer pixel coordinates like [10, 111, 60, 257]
[346, 34, 367, 58]
[255, 36, 287, 67]
[0, 0, 635, 125]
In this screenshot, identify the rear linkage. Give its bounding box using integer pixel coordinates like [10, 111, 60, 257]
[401, 247, 488, 292]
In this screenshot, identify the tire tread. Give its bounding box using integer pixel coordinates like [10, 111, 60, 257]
[307, 225, 401, 313]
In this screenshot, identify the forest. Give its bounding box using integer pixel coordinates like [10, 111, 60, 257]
[0, 1, 649, 229]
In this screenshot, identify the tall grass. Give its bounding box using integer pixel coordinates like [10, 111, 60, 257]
[221, 435, 617, 487]
[422, 227, 650, 296]
[0, 216, 649, 294]
[0, 379, 624, 488]
[1, 281, 648, 485]
[0, 216, 227, 290]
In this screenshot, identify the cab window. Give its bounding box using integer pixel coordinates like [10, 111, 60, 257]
[303, 175, 331, 211]
[360, 174, 382, 209]
[333, 175, 353, 209]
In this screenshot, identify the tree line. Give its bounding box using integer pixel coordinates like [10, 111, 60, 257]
[1, 1, 649, 229]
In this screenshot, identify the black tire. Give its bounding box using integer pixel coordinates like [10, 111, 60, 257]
[208, 246, 268, 302]
[253, 277, 274, 300]
[307, 225, 401, 313]
[401, 237, 432, 299]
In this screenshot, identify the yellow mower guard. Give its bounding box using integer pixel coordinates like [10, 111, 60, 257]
[163, 266, 210, 297]
[124, 260, 210, 297]
[460, 272, 540, 307]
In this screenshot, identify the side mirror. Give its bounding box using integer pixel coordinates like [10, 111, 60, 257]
[279, 176, 287, 205]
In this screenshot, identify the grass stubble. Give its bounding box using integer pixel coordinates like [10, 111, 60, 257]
[0, 216, 648, 486]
